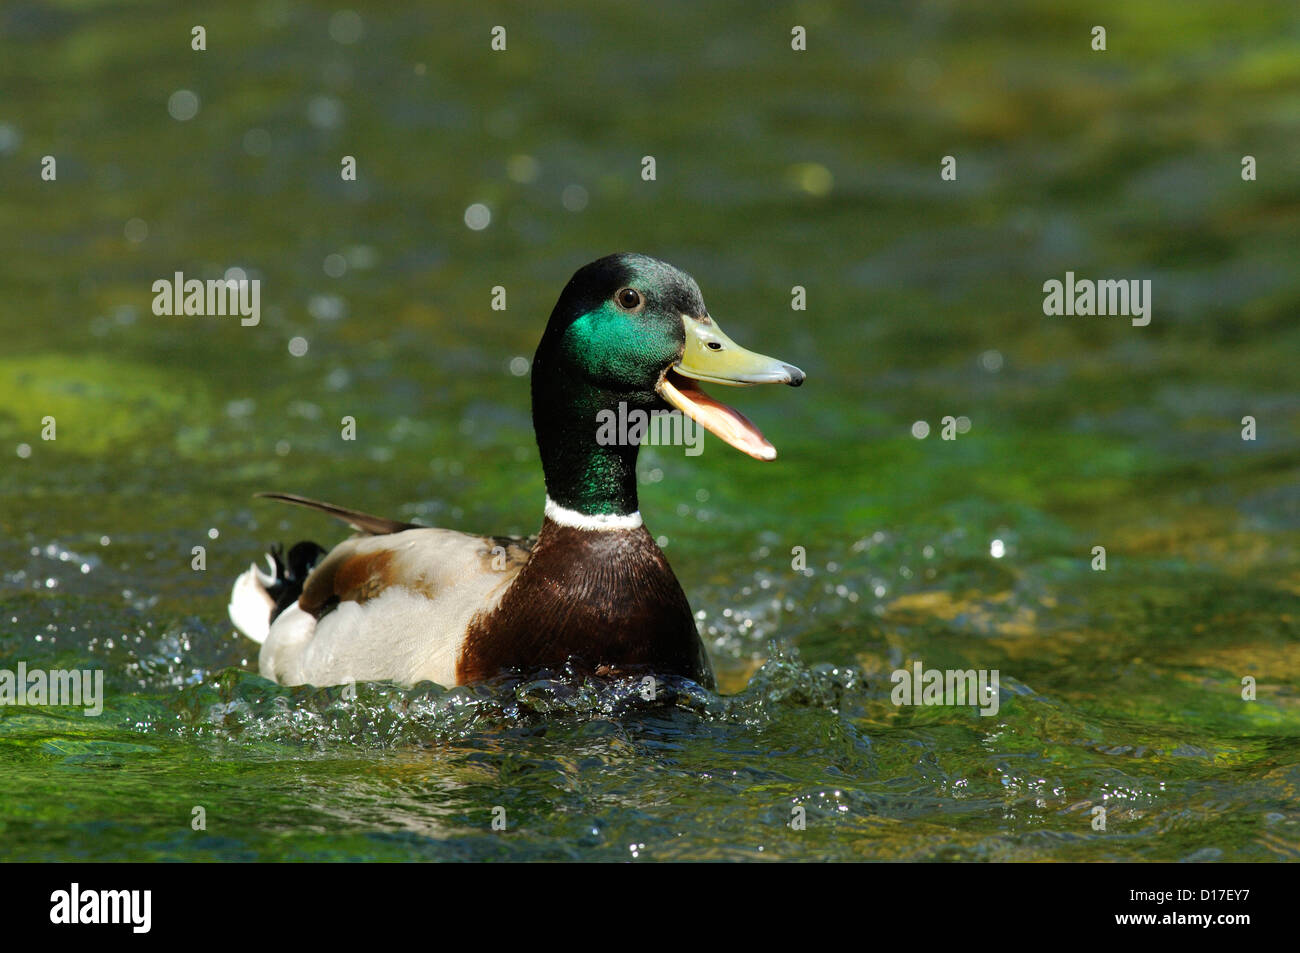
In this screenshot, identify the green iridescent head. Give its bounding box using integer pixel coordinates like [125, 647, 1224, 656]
[531, 253, 804, 517]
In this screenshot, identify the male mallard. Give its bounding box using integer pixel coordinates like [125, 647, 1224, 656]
[228, 253, 804, 689]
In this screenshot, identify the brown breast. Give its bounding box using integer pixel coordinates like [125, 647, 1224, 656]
[456, 518, 714, 687]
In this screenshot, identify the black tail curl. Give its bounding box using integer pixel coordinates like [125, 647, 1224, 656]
[265, 541, 327, 623]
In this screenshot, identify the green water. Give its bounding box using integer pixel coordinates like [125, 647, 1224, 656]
[2, 1, 1298, 861]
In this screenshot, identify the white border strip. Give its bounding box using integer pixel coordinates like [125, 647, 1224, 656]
[544, 496, 642, 531]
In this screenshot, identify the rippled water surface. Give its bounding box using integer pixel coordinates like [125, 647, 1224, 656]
[2, 1, 1298, 861]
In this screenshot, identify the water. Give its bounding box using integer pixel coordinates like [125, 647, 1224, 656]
[2, 1, 1298, 861]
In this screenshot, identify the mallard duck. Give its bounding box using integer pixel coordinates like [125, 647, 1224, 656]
[228, 253, 804, 689]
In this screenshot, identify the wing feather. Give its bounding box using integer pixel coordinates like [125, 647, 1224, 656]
[256, 492, 419, 535]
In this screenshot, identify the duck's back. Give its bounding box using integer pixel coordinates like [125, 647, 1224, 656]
[256, 528, 532, 687]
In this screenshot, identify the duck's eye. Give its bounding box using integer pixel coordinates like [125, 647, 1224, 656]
[706, 341, 723, 350]
[615, 288, 642, 311]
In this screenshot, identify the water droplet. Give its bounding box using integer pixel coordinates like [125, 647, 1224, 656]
[328, 9, 365, 44]
[168, 90, 200, 121]
[307, 96, 344, 129]
[561, 184, 588, 212]
[464, 203, 491, 230]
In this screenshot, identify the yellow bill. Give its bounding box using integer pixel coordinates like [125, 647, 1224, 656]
[656, 315, 805, 461]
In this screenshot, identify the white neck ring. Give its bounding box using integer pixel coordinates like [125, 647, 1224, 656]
[544, 496, 643, 531]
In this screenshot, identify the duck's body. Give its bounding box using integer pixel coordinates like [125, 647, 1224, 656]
[233, 501, 708, 687]
[229, 254, 803, 689]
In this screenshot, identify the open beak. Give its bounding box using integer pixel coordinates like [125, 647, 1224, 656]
[656, 315, 805, 461]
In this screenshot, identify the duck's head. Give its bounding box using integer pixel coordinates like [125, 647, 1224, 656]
[531, 253, 805, 518]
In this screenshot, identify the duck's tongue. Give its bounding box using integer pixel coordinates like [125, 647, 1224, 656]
[657, 370, 777, 461]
